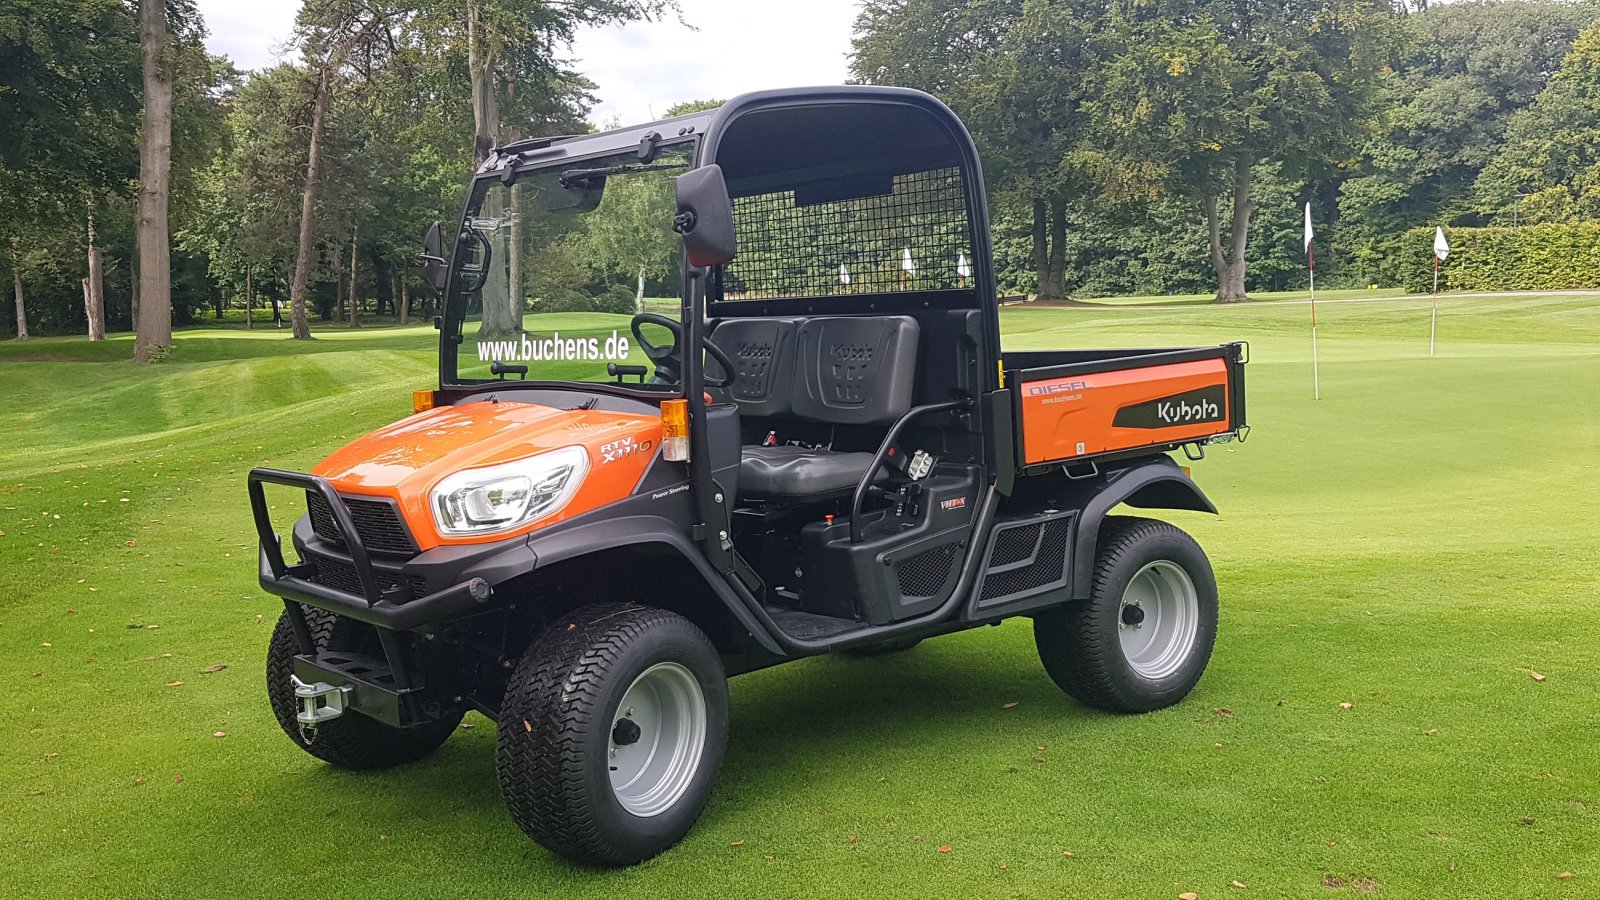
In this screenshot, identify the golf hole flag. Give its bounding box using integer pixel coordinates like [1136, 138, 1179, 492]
[1305, 202, 1319, 400]
[1431, 227, 1449, 356]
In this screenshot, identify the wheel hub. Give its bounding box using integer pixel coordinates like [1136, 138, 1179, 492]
[611, 717, 642, 746]
[1117, 560, 1200, 680]
[606, 662, 708, 818]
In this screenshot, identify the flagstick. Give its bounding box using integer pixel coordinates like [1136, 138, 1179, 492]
[1430, 255, 1439, 358]
[1310, 244, 1320, 401]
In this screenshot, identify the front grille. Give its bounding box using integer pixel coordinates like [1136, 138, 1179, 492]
[896, 543, 959, 598]
[306, 490, 417, 556]
[308, 555, 428, 600]
[980, 518, 1070, 601]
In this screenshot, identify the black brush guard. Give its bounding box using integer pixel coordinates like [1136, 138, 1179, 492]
[249, 467, 493, 633]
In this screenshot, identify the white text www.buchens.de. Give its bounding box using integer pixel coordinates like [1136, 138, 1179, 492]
[475, 330, 631, 363]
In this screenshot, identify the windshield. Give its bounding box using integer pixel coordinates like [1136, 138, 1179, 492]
[445, 143, 692, 389]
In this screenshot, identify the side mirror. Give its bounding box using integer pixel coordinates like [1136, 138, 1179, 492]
[421, 221, 447, 295]
[674, 165, 737, 268]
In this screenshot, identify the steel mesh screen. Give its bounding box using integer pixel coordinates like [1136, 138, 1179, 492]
[724, 167, 972, 300]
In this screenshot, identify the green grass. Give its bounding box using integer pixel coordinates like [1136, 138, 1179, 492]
[1071, 286, 1408, 306]
[3, 292, 1598, 898]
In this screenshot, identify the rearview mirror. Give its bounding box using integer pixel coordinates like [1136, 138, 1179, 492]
[674, 165, 737, 268]
[421, 221, 447, 295]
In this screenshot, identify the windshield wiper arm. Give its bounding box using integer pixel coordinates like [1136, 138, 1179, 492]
[559, 162, 686, 187]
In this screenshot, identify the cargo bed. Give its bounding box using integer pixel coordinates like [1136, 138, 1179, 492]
[1003, 344, 1247, 468]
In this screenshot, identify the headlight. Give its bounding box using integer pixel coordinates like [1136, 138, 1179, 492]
[430, 447, 588, 536]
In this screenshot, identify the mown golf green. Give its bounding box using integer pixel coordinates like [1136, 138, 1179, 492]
[3, 292, 1596, 898]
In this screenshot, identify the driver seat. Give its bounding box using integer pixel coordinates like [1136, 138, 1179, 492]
[710, 315, 920, 502]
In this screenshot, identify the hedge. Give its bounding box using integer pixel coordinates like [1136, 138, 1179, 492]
[1399, 223, 1600, 293]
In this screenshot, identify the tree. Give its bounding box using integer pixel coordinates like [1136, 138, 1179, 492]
[8, 241, 28, 340]
[1339, 0, 1596, 266]
[1090, 0, 1397, 301]
[583, 173, 679, 312]
[1475, 20, 1600, 225]
[134, 0, 174, 359]
[287, 2, 398, 340]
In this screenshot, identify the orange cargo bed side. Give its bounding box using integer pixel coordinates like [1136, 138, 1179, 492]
[1005, 345, 1247, 467]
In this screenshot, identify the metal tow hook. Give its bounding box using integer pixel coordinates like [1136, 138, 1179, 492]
[291, 675, 353, 725]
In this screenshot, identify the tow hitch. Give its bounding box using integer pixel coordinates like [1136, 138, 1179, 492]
[291, 676, 352, 725]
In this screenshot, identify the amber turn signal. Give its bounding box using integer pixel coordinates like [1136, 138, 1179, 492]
[661, 398, 690, 462]
[412, 389, 437, 414]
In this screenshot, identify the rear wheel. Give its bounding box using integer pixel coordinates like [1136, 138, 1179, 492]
[266, 606, 461, 769]
[496, 603, 728, 866]
[1034, 517, 1218, 712]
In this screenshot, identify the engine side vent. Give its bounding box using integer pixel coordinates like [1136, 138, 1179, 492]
[976, 511, 1073, 608]
[896, 543, 960, 599]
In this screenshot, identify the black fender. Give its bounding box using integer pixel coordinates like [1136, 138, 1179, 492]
[1070, 457, 1216, 599]
[523, 514, 784, 655]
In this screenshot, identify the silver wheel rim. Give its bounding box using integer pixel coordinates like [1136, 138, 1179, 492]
[607, 662, 707, 818]
[1118, 560, 1200, 680]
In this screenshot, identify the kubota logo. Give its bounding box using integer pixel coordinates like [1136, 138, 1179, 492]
[1156, 397, 1220, 424]
[1112, 386, 1227, 430]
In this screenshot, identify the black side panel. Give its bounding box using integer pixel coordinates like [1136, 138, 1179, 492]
[792, 315, 920, 425]
[963, 508, 1076, 621]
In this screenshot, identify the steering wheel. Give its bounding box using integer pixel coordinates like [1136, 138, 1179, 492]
[629, 313, 736, 388]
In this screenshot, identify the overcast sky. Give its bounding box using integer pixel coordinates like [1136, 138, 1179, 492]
[193, 0, 862, 126]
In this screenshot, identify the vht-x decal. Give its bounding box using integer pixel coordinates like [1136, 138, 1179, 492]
[1112, 386, 1227, 429]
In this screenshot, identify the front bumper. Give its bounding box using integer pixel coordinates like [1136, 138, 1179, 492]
[250, 467, 518, 630]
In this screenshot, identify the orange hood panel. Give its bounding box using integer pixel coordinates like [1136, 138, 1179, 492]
[312, 399, 662, 549]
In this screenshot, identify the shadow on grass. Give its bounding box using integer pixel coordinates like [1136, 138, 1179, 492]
[265, 629, 1095, 868]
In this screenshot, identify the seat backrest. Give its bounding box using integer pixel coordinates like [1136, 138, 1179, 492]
[791, 315, 920, 425]
[707, 316, 800, 417]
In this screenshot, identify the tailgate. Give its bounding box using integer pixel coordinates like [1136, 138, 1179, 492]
[1005, 344, 1247, 466]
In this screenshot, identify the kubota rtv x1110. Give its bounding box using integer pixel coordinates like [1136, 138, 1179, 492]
[249, 86, 1249, 865]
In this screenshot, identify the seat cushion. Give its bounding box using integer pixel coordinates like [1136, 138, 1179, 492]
[739, 445, 883, 499]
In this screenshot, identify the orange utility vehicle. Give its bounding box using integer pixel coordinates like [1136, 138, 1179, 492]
[249, 86, 1247, 865]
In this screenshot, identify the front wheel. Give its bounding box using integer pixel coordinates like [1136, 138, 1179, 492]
[266, 607, 461, 769]
[1034, 517, 1218, 712]
[497, 603, 728, 866]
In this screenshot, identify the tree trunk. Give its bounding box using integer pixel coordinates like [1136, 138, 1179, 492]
[135, 0, 173, 360]
[1207, 157, 1254, 303]
[399, 276, 409, 326]
[85, 204, 106, 340]
[11, 252, 27, 340]
[290, 62, 339, 340]
[467, 0, 500, 168]
[1031, 197, 1047, 300]
[1039, 197, 1067, 301]
[245, 263, 253, 329]
[130, 252, 139, 327]
[636, 266, 646, 314]
[507, 183, 522, 326]
[347, 227, 360, 327]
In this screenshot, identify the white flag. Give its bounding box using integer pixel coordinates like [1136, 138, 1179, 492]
[901, 247, 915, 275]
[1303, 202, 1314, 255]
[839, 263, 850, 285]
[1434, 226, 1450, 261]
[957, 253, 971, 279]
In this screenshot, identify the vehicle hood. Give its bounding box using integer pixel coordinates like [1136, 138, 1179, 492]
[311, 398, 662, 549]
